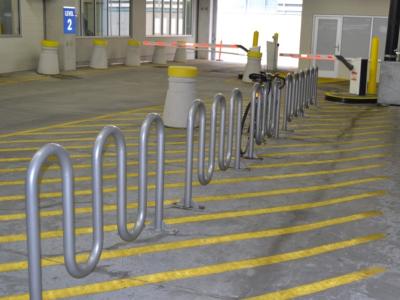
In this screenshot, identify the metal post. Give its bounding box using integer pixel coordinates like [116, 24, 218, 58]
[119, 113, 166, 240]
[299, 71, 306, 117]
[273, 79, 282, 138]
[314, 67, 319, 106]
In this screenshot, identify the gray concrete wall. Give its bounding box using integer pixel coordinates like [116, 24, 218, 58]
[299, 0, 390, 77]
[0, 0, 44, 73]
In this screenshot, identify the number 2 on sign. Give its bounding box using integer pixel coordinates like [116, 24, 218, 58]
[67, 18, 72, 31]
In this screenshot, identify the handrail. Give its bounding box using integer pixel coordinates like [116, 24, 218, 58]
[120, 113, 165, 240]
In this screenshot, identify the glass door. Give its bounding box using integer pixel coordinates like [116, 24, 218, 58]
[313, 16, 342, 78]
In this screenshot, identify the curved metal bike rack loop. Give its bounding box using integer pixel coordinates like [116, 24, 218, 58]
[181, 91, 242, 209]
[272, 79, 282, 138]
[245, 82, 263, 159]
[119, 113, 166, 240]
[218, 89, 243, 171]
[283, 73, 293, 131]
[26, 143, 104, 299]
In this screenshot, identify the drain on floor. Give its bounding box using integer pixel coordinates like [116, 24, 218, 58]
[153, 65, 169, 69]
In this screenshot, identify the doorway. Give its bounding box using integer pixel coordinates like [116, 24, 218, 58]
[312, 15, 388, 78]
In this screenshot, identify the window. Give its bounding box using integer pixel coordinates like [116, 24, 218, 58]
[80, 0, 131, 36]
[0, 0, 20, 36]
[146, 0, 192, 36]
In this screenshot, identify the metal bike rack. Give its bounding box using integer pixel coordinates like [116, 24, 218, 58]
[181, 90, 242, 209]
[283, 73, 293, 131]
[119, 113, 166, 240]
[25, 114, 166, 299]
[245, 82, 263, 159]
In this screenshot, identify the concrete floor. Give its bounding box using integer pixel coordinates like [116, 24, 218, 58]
[0, 61, 399, 299]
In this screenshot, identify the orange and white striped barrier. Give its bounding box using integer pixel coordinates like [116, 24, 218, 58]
[280, 53, 335, 61]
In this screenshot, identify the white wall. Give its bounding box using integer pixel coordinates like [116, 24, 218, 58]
[300, 0, 390, 77]
[0, 0, 44, 73]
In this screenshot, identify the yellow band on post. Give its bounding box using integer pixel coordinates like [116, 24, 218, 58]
[93, 39, 108, 47]
[41, 40, 59, 48]
[253, 31, 259, 47]
[168, 66, 198, 78]
[128, 39, 141, 47]
[367, 36, 379, 95]
[248, 51, 262, 59]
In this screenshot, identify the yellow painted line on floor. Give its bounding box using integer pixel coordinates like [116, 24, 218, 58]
[250, 154, 386, 169]
[0, 157, 185, 174]
[261, 145, 387, 157]
[1, 234, 384, 300]
[248, 266, 385, 299]
[0, 142, 387, 164]
[292, 131, 389, 139]
[0, 211, 382, 274]
[0, 140, 188, 153]
[0, 154, 386, 188]
[290, 123, 390, 129]
[0, 164, 383, 203]
[246, 266, 385, 300]
[0, 106, 161, 140]
[294, 126, 389, 133]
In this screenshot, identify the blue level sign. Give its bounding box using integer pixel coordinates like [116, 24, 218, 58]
[63, 6, 76, 34]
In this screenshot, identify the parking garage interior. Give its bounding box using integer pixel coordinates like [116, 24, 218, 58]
[1, 0, 400, 299]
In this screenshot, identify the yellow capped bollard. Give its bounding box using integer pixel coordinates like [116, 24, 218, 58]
[90, 39, 108, 69]
[367, 36, 379, 95]
[125, 39, 141, 66]
[163, 66, 198, 128]
[253, 31, 259, 47]
[37, 40, 60, 75]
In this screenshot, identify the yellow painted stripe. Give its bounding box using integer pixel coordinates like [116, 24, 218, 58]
[292, 131, 389, 139]
[1, 234, 384, 300]
[261, 145, 386, 157]
[0, 153, 386, 188]
[291, 122, 390, 128]
[0, 164, 383, 203]
[0, 140, 385, 175]
[0, 140, 187, 153]
[0, 106, 160, 140]
[0, 189, 384, 243]
[251, 154, 386, 169]
[0, 143, 387, 164]
[0, 157, 185, 175]
[246, 266, 386, 300]
[294, 126, 389, 133]
[0, 211, 382, 274]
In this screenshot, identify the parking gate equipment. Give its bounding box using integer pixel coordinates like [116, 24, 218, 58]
[180, 90, 242, 209]
[25, 114, 166, 299]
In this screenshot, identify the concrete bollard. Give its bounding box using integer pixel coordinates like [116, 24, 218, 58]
[90, 39, 108, 69]
[174, 41, 187, 63]
[152, 44, 167, 65]
[125, 39, 141, 66]
[242, 48, 262, 83]
[37, 40, 60, 75]
[163, 66, 198, 128]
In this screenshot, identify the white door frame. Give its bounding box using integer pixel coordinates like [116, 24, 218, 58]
[312, 15, 342, 78]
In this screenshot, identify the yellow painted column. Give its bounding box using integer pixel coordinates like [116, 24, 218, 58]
[253, 31, 259, 47]
[367, 36, 379, 95]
